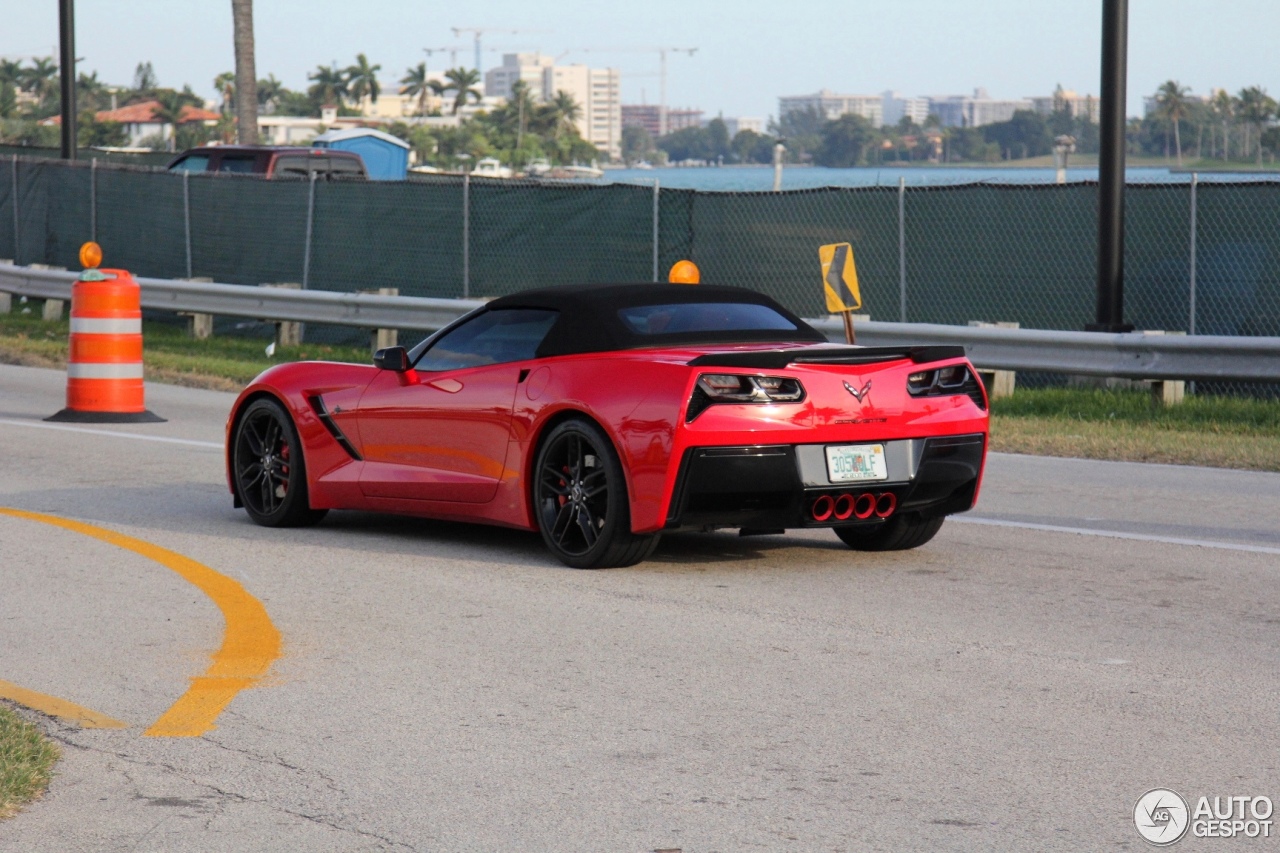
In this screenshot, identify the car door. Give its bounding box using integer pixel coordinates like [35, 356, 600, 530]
[356, 308, 558, 503]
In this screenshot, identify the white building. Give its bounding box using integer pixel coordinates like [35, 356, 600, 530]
[881, 91, 931, 127]
[546, 64, 621, 160]
[778, 90, 883, 127]
[359, 72, 448, 119]
[485, 53, 555, 100]
[485, 54, 621, 159]
[1028, 86, 1098, 122]
[927, 89, 1033, 128]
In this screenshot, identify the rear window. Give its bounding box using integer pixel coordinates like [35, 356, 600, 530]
[169, 154, 210, 172]
[217, 155, 259, 173]
[272, 156, 311, 179]
[617, 303, 799, 336]
[326, 157, 365, 180]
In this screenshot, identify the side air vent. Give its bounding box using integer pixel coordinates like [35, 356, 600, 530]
[307, 395, 362, 460]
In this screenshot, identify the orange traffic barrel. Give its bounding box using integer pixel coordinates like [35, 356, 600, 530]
[47, 259, 164, 423]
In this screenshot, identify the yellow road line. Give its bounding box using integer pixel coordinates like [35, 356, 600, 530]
[0, 679, 127, 729]
[0, 508, 281, 737]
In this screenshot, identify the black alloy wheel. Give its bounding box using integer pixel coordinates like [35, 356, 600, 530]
[533, 418, 659, 569]
[233, 398, 327, 527]
[835, 512, 944, 551]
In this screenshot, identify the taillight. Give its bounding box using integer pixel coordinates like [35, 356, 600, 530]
[686, 373, 806, 421]
[907, 365, 986, 409]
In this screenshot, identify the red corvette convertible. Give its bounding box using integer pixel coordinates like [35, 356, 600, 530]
[226, 284, 988, 568]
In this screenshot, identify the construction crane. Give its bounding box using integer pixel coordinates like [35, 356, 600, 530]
[564, 47, 698, 136]
[450, 28, 549, 73]
[422, 45, 467, 69]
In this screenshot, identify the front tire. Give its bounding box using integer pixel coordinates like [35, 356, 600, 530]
[835, 513, 944, 551]
[233, 398, 328, 528]
[533, 418, 659, 569]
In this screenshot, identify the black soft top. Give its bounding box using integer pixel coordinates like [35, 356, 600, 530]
[482, 283, 825, 358]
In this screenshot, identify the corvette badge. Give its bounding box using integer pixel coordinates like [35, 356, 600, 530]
[843, 380, 872, 402]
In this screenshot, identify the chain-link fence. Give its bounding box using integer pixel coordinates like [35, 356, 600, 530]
[4, 155, 1280, 343]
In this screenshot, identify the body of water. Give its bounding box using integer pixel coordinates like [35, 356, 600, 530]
[598, 165, 1279, 191]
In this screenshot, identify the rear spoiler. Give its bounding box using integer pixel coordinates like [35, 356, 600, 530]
[687, 345, 966, 369]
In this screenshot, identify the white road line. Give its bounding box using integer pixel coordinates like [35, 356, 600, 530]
[0, 418, 222, 449]
[955, 515, 1280, 557]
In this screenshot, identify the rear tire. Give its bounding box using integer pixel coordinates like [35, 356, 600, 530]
[533, 418, 659, 569]
[835, 513, 944, 551]
[232, 398, 328, 528]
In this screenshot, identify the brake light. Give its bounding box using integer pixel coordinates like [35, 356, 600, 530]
[687, 373, 806, 421]
[906, 365, 986, 409]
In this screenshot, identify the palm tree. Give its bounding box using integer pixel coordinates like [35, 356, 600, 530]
[214, 71, 236, 115]
[442, 67, 482, 116]
[1237, 86, 1276, 166]
[256, 74, 284, 112]
[507, 79, 538, 149]
[1212, 89, 1234, 161]
[231, 0, 259, 144]
[307, 64, 349, 108]
[151, 91, 188, 152]
[549, 89, 581, 139]
[400, 62, 443, 116]
[76, 70, 108, 111]
[1154, 80, 1190, 166]
[21, 58, 59, 109]
[346, 53, 381, 107]
[0, 60, 21, 88]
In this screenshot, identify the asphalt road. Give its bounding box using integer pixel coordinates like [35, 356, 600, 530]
[1, 362, 1277, 852]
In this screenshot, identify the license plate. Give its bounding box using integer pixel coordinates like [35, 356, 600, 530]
[825, 444, 887, 483]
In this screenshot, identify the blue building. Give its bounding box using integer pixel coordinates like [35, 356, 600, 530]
[311, 128, 410, 180]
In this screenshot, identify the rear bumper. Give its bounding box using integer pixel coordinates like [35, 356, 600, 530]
[663, 434, 985, 531]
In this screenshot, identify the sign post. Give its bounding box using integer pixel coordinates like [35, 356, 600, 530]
[819, 242, 862, 344]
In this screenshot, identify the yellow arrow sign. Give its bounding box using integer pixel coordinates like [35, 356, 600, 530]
[819, 242, 861, 313]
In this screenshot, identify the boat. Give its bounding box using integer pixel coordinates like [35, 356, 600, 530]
[472, 157, 515, 179]
[531, 162, 606, 181]
[556, 163, 604, 179]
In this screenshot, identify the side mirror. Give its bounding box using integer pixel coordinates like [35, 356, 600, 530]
[373, 346, 409, 372]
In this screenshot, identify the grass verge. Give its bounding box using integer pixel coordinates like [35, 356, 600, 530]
[2, 307, 1279, 471]
[0, 705, 60, 820]
[0, 308, 371, 392]
[991, 387, 1280, 471]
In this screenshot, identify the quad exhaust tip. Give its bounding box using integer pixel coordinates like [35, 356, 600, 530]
[811, 491, 897, 522]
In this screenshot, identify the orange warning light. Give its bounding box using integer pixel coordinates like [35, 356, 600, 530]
[79, 241, 103, 269]
[668, 260, 700, 284]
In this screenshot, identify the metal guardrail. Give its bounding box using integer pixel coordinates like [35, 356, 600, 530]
[2, 264, 1278, 383]
[807, 319, 1280, 382]
[0, 265, 486, 331]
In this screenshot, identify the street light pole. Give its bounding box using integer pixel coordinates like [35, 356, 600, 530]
[1091, 0, 1133, 332]
[58, 0, 76, 160]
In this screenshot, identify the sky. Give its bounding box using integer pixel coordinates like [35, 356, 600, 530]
[6, 1, 1280, 120]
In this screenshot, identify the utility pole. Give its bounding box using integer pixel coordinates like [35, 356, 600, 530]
[1091, 0, 1133, 332]
[57, 0, 76, 159]
[231, 0, 259, 145]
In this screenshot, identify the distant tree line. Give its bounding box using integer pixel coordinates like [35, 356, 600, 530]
[1138, 81, 1279, 166]
[639, 80, 1279, 168]
[1, 54, 602, 168]
[5, 57, 1279, 168]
